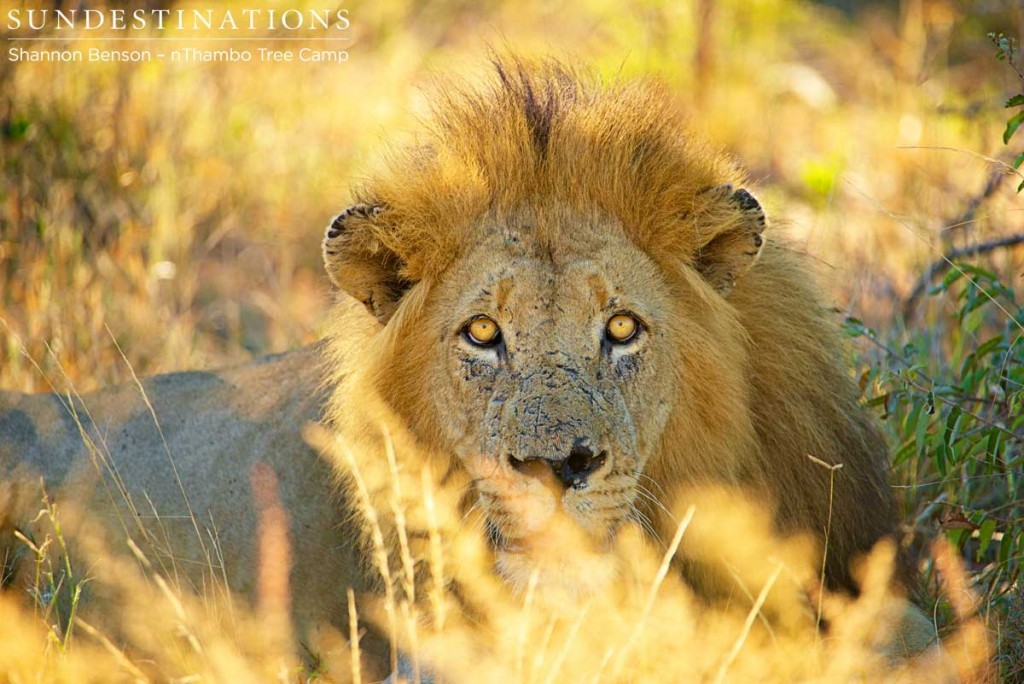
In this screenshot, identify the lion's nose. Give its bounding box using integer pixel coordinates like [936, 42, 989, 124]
[560, 441, 606, 488]
[509, 439, 607, 489]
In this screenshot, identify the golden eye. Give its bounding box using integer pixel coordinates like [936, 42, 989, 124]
[466, 316, 501, 346]
[606, 314, 638, 343]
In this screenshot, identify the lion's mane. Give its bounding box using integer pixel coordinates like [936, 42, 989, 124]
[322, 57, 906, 597]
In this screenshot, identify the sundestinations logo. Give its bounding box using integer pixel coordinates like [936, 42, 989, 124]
[6, 8, 350, 32]
[5, 6, 352, 64]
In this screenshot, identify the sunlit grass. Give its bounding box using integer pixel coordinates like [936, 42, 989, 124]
[3, 0, 1020, 391]
[2, 0, 1022, 680]
[0, 419, 996, 682]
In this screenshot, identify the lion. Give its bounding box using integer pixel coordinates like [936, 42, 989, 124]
[317, 57, 938, 658]
[0, 57, 939, 677]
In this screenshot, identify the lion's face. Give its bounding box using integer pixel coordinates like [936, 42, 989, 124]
[324, 179, 768, 593]
[320, 62, 775, 595]
[385, 205, 681, 588]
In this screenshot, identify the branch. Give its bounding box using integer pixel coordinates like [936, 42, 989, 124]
[902, 232, 1024, 320]
[941, 169, 1007, 241]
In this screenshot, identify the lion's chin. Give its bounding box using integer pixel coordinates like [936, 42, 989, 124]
[492, 529, 620, 603]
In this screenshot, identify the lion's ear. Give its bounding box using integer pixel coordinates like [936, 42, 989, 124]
[322, 203, 412, 323]
[691, 185, 767, 295]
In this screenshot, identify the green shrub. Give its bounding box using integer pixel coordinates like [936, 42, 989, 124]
[846, 263, 1023, 678]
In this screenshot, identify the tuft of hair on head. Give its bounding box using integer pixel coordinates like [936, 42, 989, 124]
[322, 55, 769, 319]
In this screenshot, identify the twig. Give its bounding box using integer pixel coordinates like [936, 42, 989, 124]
[941, 169, 1007, 243]
[604, 504, 696, 682]
[713, 562, 784, 684]
[347, 589, 362, 684]
[807, 454, 843, 635]
[903, 232, 1024, 319]
[901, 374, 1024, 445]
[74, 618, 150, 682]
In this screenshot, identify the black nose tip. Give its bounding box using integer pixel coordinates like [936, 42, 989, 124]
[558, 441, 606, 488]
[508, 440, 607, 489]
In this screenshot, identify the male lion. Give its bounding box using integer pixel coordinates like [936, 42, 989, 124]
[1, 58, 935, 674]
[317, 58, 938, 661]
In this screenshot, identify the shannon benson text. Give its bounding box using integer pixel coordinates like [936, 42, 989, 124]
[7, 47, 148, 62]
[7, 46, 351, 64]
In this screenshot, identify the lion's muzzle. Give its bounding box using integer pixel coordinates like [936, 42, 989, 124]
[508, 439, 607, 489]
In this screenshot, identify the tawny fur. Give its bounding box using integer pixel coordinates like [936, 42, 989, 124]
[321, 57, 911, 605]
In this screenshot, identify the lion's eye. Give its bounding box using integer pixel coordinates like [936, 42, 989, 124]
[465, 316, 501, 346]
[606, 314, 639, 343]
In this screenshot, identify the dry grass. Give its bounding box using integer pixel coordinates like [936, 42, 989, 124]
[0, 420, 997, 683]
[3, 0, 1022, 391]
[2, 0, 1022, 681]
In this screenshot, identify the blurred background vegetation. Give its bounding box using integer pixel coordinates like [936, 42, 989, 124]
[1, 0, 1023, 679]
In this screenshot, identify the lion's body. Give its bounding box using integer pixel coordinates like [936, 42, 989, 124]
[0, 347, 369, 644]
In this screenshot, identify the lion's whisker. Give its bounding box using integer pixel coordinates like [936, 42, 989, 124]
[638, 473, 671, 501]
[461, 501, 482, 524]
[627, 504, 662, 547]
[635, 485, 674, 521]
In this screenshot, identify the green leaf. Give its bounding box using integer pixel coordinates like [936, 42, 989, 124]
[915, 406, 930, 459]
[999, 530, 1015, 564]
[935, 443, 948, 476]
[965, 435, 988, 461]
[867, 393, 890, 408]
[905, 400, 922, 436]
[959, 351, 978, 376]
[3, 116, 30, 142]
[975, 336, 1005, 359]
[893, 440, 916, 467]
[941, 267, 965, 291]
[964, 308, 985, 335]
[958, 263, 1000, 282]
[986, 430, 1003, 471]
[1013, 152, 1024, 169]
[1008, 94, 1024, 108]
[943, 405, 962, 453]
[978, 519, 997, 558]
[947, 528, 968, 551]
[1004, 110, 1024, 144]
